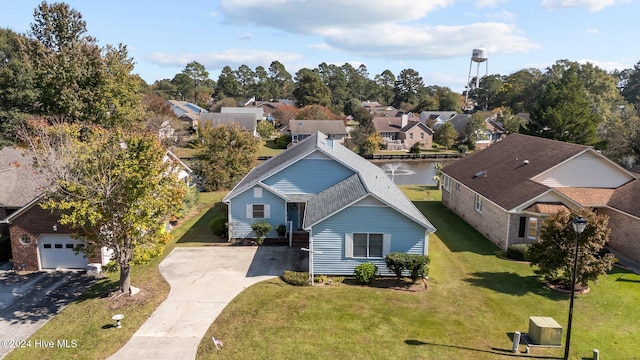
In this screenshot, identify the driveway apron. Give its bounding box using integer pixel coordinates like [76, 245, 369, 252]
[0, 271, 95, 359]
[108, 246, 307, 360]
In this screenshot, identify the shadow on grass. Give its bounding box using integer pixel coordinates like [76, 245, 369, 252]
[611, 265, 640, 283]
[264, 139, 281, 150]
[176, 203, 227, 245]
[404, 339, 560, 359]
[414, 201, 499, 256]
[464, 272, 565, 300]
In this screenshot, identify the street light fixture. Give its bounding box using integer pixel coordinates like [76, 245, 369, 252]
[564, 215, 587, 360]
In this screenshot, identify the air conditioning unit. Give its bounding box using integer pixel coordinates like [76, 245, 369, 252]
[528, 316, 562, 346]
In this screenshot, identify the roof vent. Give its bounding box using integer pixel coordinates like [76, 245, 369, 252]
[473, 170, 487, 178]
[523, 160, 529, 165]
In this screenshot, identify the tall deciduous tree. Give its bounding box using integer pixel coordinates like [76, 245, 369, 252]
[182, 61, 210, 105]
[194, 123, 259, 191]
[435, 121, 458, 149]
[268, 60, 292, 99]
[528, 63, 601, 146]
[22, 122, 185, 295]
[528, 209, 615, 290]
[215, 66, 242, 100]
[295, 105, 336, 120]
[0, 28, 38, 147]
[293, 68, 331, 107]
[393, 68, 424, 108]
[29, 1, 103, 122]
[374, 70, 396, 105]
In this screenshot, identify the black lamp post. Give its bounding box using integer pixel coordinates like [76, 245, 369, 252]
[564, 216, 587, 360]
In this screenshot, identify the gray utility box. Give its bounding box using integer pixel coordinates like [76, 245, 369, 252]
[528, 317, 562, 346]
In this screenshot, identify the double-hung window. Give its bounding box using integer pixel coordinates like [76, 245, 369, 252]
[345, 233, 388, 259]
[474, 194, 483, 213]
[527, 217, 538, 240]
[246, 204, 270, 219]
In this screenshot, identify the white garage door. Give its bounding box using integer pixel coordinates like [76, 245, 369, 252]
[39, 235, 88, 269]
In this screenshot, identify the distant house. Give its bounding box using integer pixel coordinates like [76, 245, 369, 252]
[362, 101, 398, 117]
[419, 111, 457, 128]
[441, 133, 640, 267]
[223, 132, 436, 276]
[288, 120, 347, 144]
[431, 113, 505, 149]
[199, 113, 258, 136]
[372, 114, 433, 150]
[167, 100, 208, 129]
[220, 107, 264, 121]
[1, 147, 191, 271]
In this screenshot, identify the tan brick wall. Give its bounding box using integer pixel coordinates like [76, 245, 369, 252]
[442, 182, 510, 250]
[601, 208, 640, 264]
[9, 205, 99, 271]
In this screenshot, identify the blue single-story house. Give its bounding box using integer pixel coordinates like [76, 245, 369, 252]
[222, 132, 436, 276]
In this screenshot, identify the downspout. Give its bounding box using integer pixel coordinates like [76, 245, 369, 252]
[505, 211, 511, 250]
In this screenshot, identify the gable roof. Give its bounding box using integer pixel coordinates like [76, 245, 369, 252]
[372, 117, 433, 134]
[0, 147, 49, 209]
[442, 134, 592, 210]
[224, 132, 435, 232]
[199, 113, 257, 132]
[220, 107, 264, 121]
[289, 120, 346, 135]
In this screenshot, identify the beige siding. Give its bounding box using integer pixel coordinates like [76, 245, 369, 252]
[533, 152, 633, 188]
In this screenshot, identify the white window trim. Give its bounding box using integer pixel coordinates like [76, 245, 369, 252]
[246, 204, 270, 219]
[345, 233, 390, 259]
[527, 217, 538, 240]
[474, 194, 483, 213]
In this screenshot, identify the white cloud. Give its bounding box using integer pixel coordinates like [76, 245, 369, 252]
[308, 42, 332, 51]
[576, 59, 632, 72]
[541, 0, 630, 12]
[476, 0, 508, 8]
[321, 22, 539, 60]
[217, 0, 537, 61]
[238, 33, 252, 41]
[219, 0, 455, 32]
[585, 28, 600, 34]
[147, 49, 303, 70]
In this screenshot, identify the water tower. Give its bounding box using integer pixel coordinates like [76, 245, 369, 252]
[464, 47, 488, 105]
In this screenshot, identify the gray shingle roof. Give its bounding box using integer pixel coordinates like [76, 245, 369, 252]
[289, 120, 346, 135]
[0, 147, 50, 209]
[442, 134, 589, 210]
[199, 113, 257, 132]
[304, 174, 367, 226]
[224, 132, 435, 232]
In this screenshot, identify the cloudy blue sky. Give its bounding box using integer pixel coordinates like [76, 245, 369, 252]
[1, 0, 637, 93]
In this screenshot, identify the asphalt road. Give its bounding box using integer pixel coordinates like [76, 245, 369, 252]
[0, 271, 95, 359]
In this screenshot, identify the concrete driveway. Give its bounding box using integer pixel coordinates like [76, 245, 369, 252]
[0, 271, 95, 359]
[108, 246, 308, 360]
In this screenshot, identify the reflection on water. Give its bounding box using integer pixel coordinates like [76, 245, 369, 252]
[374, 160, 441, 185]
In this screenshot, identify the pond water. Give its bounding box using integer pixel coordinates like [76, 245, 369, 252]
[372, 160, 453, 186]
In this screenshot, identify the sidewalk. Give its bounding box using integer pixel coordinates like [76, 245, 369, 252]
[108, 246, 307, 360]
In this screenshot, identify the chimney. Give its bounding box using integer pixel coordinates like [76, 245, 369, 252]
[401, 113, 408, 128]
[326, 135, 335, 149]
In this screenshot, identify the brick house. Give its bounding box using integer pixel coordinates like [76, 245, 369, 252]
[1, 146, 191, 271]
[440, 133, 640, 266]
[372, 114, 434, 150]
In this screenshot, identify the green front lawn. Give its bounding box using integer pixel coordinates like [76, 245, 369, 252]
[5, 191, 226, 360]
[197, 187, 640, 360]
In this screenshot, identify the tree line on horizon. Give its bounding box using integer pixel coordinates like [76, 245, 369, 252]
[2, 2, 640, 168]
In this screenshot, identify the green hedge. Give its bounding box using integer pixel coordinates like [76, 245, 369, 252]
[506, 243, 531, 261]
[385, 252, 430, 282]
[282, 270, 310, 286]
[354, 262, 378, 284]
